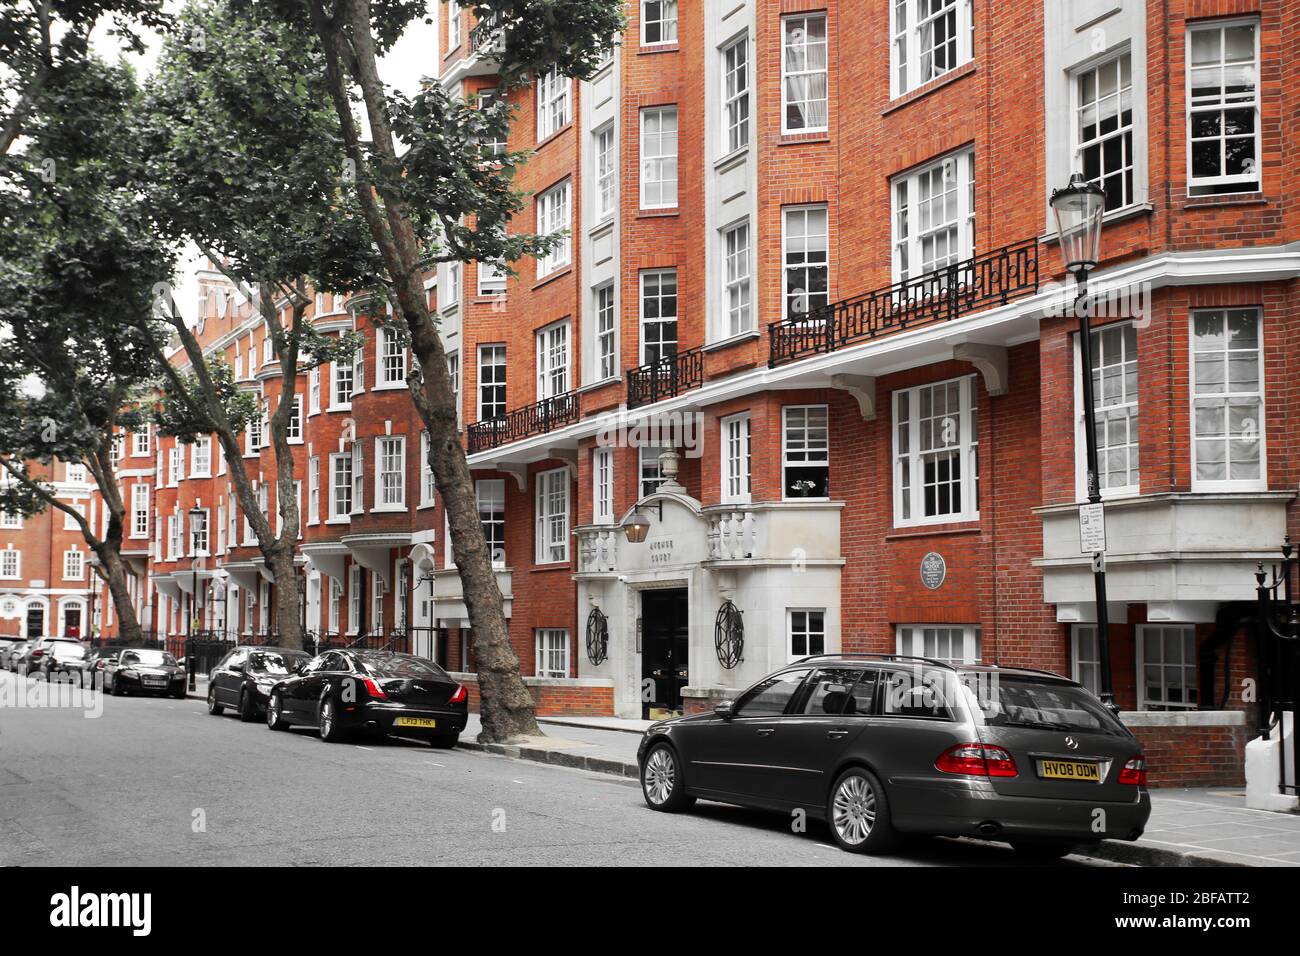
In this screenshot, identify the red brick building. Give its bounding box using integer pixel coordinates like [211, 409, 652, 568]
[90, 0, 1299, 784]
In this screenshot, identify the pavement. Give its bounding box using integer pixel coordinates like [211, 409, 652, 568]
[171, 673, 1300, 866]
[1, 670, 1103, 867]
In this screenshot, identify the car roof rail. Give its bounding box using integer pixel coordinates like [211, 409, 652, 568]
[794, 652, 960, 671]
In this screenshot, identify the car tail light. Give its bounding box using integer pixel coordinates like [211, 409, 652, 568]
[936, 743, 1019, 778]
[31, 649, 44, 658]
[449, 683, 467, 704]
[361, 678, 387, 700]
[1118, 757, 1148, 786]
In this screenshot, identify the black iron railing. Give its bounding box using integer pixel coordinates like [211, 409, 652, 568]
[768, 239, 1040, 368]
[469, 12, 505, 54]
[626, 346, 705, 409]
[466, 391, 580, 453]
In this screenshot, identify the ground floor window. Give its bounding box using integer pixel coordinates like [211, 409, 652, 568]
[1138, 624, 1197, 710]
[895, 624, 980, 665]
[1070, 624, 1101, 697]
[535, 628, 569, 679]
[788, 609, 826, 661]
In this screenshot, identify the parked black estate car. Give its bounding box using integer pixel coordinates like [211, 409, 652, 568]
[207, 646, 311, 721]
[637, 654, 1151, 858]
[266, 649, 467, 747]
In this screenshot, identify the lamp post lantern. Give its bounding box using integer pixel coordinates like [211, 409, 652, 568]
[1050, 172, 1115, 705]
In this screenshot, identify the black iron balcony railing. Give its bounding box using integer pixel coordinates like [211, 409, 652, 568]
[467, 390, 581, 453]
[768, 239, 1039, 368]
[626, 346, 705, 410]
[469, 12, 506, 55]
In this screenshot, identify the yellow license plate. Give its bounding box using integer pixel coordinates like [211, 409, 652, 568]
[394, 717, 437, 729]
[1038, 759, 1101, 781]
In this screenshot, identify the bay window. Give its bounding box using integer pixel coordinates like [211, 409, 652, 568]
[375, 436, 405, 509]
[1077, 322, 1139, 497]
[478, 479, 507, 568]
[1191, 308, 1264, 488]
[536, 68, 570, 141]
[536, 320, 569, 399]
[781, 14, 828, 133]
[592, 448, 614, 523]
[782, 205, 828, 321]
[782, 405, 829, 500]
[892, 149, 974, 283]
[477, 344, 507, 421]
[721, 413, 751, 504]
[1187, 19, 1260, 196]
[891, 0, 973, 98]
[535, 467, 569, 564]
[536, 180, 571, 277]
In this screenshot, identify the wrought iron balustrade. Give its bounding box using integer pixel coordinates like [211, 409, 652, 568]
[768, 239, 1039, 368]
[626, 346, 705, 409]
[466, 390, 580, 453]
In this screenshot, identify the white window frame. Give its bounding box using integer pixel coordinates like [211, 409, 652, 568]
[347, 564, 362, 634]
[1137, 623, 1197, 710]
[63, 548, 84, 581]
[350, 442, 364, 515]
[0, 510, 20, 530]
[536, 180, 572, 277]
[891, 148, 975, 284]
[787, 608, 827, 662]
[1070, 624, 1101, 698]
[721, 219, 753, 338]
[477, 344, 507, 422]
[131, 483, 150, 538]
[286, 395, 303, 443]
[308, 366, 321, 414]
[593, 447, 614, 523]
[640, 0, 677, 47]
[896, 624, 982, 665]
[639, 268, 678, 365]
[782, 204, 829, 322]
[721, 413, 752, 505]
[782, 405, 830, 501]
[419, 431, 436, 508]
[595, 124, 617, 222]
[477, 259, 506, 297]
[536, 68, 570, 141]
[1073, 51, 1136, 212]
[1190, 308, 1265, 491]
[639, 106, 678, 210]
[1186, 18, 1261, 197]
[722, 34, 750, 154]
[377, 326, 406, 388]
[332, 356, 354, 409]
[536, 320, 570, 400]
[535, 628, 570, 678]
[781, 13, 828, 134]
[478, 478, 507, 568]
[447, 351, 461, 429]
[374, 435, 406, 511]
[329, 452, 353, 520]
[534, 467, 569, 564]
[0, 548, 20, 579]
[447, 0, 462, 50]
[892, 375, 980, 526]
[890, 0, 974, 99]
[307, 456, 320, 525]
[639, 445, 667, 499]
[1074, 321, 1140, 499]
[594, 283, 617, 381]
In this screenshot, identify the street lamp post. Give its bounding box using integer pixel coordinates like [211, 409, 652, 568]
[1050, 172, 1115, 705]
[188, 505, 204, 692]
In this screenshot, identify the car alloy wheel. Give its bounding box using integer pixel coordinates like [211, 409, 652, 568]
[267, 692, 288, 731]
[207, 684, 223, 716]
[644, 748, 675, 805]
[318, 699, 339, 742]
[832, 774, 877, 847]
[640, 743, 694, 812]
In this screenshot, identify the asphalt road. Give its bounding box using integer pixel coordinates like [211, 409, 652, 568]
[0, 670, 1106, 867]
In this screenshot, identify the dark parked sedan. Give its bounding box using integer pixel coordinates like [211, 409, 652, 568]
[266, 649, 467, 747]
[637, 654, 1151, 858]
[103, 648, 187, 699]
[2, 639, 30, 671]
[38, 642, 91, 685]
[207, 646, 311, 721]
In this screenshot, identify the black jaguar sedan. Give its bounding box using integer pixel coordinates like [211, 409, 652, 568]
[265, 649, 467, 747]
[102, 647, 188, 699]
[207, 646, 311, 721]
[637, 654, 1151, 858]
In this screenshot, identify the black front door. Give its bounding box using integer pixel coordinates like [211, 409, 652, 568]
[641, 589, 688, 720]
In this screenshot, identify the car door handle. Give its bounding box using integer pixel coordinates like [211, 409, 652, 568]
[756, 728, 775, 737]
[827, 729, 849, 740]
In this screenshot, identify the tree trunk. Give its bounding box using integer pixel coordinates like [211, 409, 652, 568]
[267, 544, 303, 650]
[310, 0, 540, 742]
[98, 548, 143, 644]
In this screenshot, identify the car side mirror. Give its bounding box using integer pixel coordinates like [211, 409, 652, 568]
[229, 663, 244, 674]
[713, 700, 734, 719]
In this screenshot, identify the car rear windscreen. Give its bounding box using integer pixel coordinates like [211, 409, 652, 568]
[965, 674, 1127, 736]
[52, 645, 87, 659]
[360, 654, 450, 680]
[247, 652, 307, 674]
